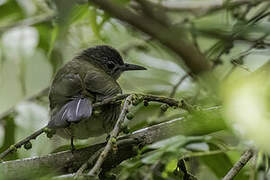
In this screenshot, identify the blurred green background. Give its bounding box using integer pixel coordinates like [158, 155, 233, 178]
[1, 0, 270, 179]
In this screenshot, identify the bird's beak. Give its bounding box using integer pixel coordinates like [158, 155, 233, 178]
[121, 63, 147, 71]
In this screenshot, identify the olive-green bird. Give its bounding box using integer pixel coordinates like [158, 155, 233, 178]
[47, 45, 146, 147]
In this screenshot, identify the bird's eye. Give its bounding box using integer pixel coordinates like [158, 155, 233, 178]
[107, 61, 115, 69]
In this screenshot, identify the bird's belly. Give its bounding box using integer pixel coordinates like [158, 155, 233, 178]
[56, 116, 106, 139]
[55, 104, 121, 139]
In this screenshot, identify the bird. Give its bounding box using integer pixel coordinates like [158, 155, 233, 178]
[47, 45, 146, 150]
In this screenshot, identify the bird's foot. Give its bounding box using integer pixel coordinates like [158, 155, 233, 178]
[106, 134, 111, 142]
[70, 136, 76, 153]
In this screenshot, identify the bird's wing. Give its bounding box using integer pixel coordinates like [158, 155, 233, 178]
[49, 63, 83, 110]
[48, 62, 93, 128]
[48, 97, 92, 128]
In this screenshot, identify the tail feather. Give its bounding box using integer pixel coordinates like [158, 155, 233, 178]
[48, 98, 92, 128]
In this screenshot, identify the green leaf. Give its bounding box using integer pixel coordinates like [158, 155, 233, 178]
[148, 135, 187, 149]
[128, 103, 160, 131]
[0, 115, 18, 160]
[35, 21, 63, 74]
[69, 4, 90, 24]
[49, 49, 63, 75]
[199, 143, 237, 179]
[89, 7, 101, 39]
[141, 150, 164, 164]
[0, 0, 24, 23]
[47, 24, 59, 59]
[186, 142, 209, 151]
[35, 21, 53, 52]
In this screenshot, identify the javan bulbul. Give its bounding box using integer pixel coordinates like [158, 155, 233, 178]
[47, 45, 146, 149]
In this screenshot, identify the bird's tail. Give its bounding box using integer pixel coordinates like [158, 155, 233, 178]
[48, 97, 92, 128]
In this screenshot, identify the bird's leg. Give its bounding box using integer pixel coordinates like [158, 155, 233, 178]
[70, 136, 75, 153]
[106, 134, 110, 142]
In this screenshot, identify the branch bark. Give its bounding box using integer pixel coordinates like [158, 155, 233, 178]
[0, 107, 225, 179]
[154, 0, 268, 16]
[223, 148, 254, 180]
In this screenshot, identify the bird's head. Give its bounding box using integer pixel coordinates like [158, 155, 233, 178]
[78, 45, 147, 79]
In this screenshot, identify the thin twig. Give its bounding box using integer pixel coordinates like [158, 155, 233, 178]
[0, 127, 45, 160]
[158, 74, 189, 117]
[74, 95, 133, 178]
[141, 94, 180, 107]
[88, 95, 133, 177]
[120, 37, 151, 56]
[169, 74, 189, 98]
[93, 93, 181, 108]
[55, 138, 138, 179]
[183, 148, 236, 159]
[223, 148, 254, 180]
[74, 147, 105, 178]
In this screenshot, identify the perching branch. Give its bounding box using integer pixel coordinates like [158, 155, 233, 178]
[0, 93, 183, 160]
[223, 148, 254, 180]
[0, 107, 225, 179]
